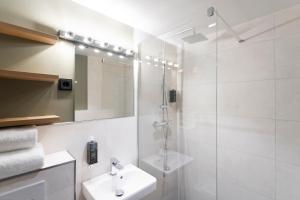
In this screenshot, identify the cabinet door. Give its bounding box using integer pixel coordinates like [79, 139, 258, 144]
[0, 162, 75, 200]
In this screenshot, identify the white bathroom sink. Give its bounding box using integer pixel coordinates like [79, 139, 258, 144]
[82, 164, 157, 200]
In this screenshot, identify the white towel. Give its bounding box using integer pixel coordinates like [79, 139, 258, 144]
[0, 126, 37, 153]
[0, 143, 44, 180]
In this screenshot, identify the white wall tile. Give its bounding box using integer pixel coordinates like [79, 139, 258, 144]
[276, 79, 300, 121]
[218, 41, 274, 82]
[180, 114, 216, 147]
[277, 162, 300, 200]
[276, 63, 300, 79]
[218, 116, 275, 158]
[218, 180, 273, 200]
[218, 148, 275, 199]
[275, 36, 300, 79]
[182, 144, 216, 200]
[275, 36, 300, 72]
[183, 83, 216, 115]
[183, 53, 217, 85]
[276, 120, 300, 166]
[218, 81, 274, 118]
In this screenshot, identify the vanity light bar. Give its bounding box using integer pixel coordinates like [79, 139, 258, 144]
[58, 30, 135, 58]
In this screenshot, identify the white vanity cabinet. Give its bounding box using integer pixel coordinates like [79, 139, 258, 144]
[0, 151, 75, 200]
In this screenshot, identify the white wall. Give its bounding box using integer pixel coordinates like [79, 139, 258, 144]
[217, 4, 300, 200]
[0, 1, 138, 200]
[38, 118, 137, 200]
[0, 0, 133, 49]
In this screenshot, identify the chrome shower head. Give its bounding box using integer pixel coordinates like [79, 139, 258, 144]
[182, 33, 208, 44]
[181, 28, 208, 44]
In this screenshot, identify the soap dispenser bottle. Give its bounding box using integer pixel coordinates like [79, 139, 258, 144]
[87, 137, 98, 165]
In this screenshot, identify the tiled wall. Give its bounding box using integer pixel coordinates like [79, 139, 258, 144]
[274, 4, 300, 200]
[181, 4, 300, 200]
[217, 4, 300, 200]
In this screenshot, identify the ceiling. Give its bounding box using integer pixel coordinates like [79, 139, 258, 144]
[72, 0, 300, 39]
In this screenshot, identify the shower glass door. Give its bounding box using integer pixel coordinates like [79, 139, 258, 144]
[138, 35, 183, 200]
[178, 13, 218, 200]
[137, 6, 218, 200]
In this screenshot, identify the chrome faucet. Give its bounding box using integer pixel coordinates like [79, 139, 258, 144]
[110, 157, 124, 176]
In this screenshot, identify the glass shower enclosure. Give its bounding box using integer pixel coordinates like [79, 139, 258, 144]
[137, 7, 217, 199]
[138, 1, 300, 200]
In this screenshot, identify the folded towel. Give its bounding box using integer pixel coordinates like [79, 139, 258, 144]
[0, 143, 44, 180]
[0, 126, 37, 153]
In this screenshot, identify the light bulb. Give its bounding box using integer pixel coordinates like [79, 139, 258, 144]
[125, 49, 134, 56]
[78, 44, 86, 50]
[94, 49, 100, 53]
[83, 37, 92, 43]
[113, 46, 122, 52]
[64, 31, 74, 39]
[96, 41, 109, 49]
[107, 52, 113, 56]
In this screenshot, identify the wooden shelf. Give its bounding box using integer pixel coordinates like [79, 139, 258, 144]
[0, 69, 59, 82]
[0, 21, 58, 45]
[0, 115, 60, 128]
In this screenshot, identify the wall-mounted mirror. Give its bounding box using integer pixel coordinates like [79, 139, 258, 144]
[74, 48, 134, 121]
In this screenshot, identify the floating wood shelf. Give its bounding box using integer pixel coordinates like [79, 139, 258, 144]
[0, 115, 60, 128]
[0, 69, 59, 82]
[0, 21, 58, 45]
